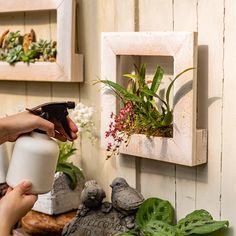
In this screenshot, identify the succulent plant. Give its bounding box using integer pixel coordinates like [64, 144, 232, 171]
[5, 45, 23, 64]
[3, 30, 23, 49]
[0, 29, 57, 64]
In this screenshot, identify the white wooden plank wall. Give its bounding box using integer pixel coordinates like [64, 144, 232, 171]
[87, 0, 232, 229]
[0, 1, 235, 234]
[174, 0, 198, 220]
[138, 0, 176, 211]
[222, 0, 236, 234]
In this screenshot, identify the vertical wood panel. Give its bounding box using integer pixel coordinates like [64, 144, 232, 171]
[196, 0, 224, 219]
[139, 0, 176, 206]
[114, 0, 135, 32]
[49, 10, 57, 41]
[78, 0, 117, 197]
[139, 0, 173, 31]
[114, 0, 137, 188]
[174, 0, 198, 219]
[222, 0, 236, 234]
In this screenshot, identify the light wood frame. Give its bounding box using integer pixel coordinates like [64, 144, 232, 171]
[101, 32, 207, 166]
[0, 0, 83, 82]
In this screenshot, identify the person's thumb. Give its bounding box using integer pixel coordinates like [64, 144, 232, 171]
[14, 180, 32, 195]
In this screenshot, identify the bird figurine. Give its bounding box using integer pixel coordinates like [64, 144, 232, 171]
[110, 177, 144, 215]
[81, 180, 106, 209]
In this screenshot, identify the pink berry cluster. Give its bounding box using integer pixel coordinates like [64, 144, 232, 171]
[105, 102, 134, 158]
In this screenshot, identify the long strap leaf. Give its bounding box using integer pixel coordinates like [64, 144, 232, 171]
[150, 66, 164, 93]
[166, 67, 194, 110]
[99, 79, 142, 103]
[140, 87, 168, 109]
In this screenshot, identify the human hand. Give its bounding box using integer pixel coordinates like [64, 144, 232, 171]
[0, 111, 78, 144]
[0, 181, 37, 235]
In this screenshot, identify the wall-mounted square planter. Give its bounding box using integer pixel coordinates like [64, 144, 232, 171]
[0, 0, 83, 82]
[101, 32, 207, 166]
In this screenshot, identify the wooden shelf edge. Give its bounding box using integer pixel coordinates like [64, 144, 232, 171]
[118, 130, 207, 167]
[0, 59, 83, 82]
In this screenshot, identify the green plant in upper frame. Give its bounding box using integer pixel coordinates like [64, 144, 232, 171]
[95, 64, 193, 158]
[5, 45, 24, 64]
[3, 30, 23, 49]
[0, 29, 57, 64]
[56, 141, 84, 190]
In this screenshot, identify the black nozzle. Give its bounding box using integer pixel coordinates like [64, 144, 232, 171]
[26, 101, 76, 139]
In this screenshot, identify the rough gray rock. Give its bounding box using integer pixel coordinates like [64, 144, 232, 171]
[62, 177, 144, 236]
[62, 206, 132, 236]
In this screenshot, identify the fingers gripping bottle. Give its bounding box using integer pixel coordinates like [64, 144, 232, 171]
[6, 101, 75, 194]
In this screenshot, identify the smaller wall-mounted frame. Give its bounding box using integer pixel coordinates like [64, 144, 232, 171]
[101, 32, 207, 166]
[0, 0, 83, 82]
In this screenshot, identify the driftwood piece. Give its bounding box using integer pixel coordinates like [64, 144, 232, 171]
[23, 29, 36, 53]
[0, 29, 9, 48]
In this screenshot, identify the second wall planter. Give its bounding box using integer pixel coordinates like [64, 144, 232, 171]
[100, 32, 207, 166]
[0, 0, 83, 82]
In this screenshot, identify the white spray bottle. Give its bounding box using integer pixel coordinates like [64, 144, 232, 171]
[6, 101, 75, 194]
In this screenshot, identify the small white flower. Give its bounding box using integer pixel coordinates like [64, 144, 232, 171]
[70, 102, 97, 143]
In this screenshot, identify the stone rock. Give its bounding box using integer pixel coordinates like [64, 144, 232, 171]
[62, 206, 133, 236]
[33, 172, 84, 215]
[21, 210, 76, 235]
[62, 177, 143, 236]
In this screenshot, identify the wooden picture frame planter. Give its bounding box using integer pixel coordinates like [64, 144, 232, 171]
[101, 32, 207, 166]
[0, 0, 83, 82]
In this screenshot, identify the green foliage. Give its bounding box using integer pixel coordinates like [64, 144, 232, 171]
[175, 210, 229, 235]
[98, 64, 193, 139]
[0, 30, 56, 64]
[56, 142, 84, 190]
[4, 30, 23, 49]
[136, 198, 174, 226]
[120, 198, 229, 236]
[5, 45, 23, 64]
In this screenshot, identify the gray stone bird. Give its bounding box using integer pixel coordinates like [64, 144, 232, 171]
[78, 180, 106, 217]
[110, 177, 144, 215]
[81, 180, 106, 209]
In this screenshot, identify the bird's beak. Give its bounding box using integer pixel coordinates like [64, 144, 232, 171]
[91, 196, 95, 200]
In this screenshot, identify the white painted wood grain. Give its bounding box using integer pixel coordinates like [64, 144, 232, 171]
[114, 0, 137, 189]
[174, 0, 198, 220]
[114, 0, 135, 32]
[25, 11, 51, 40]
[221, 0, 236, 233]
[196, 0, 224, 219]
[138, 0, 176, 207]
[139, 0, 173, 31]
[77, 0, 117, 198]
[0, 0, 63, 13]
